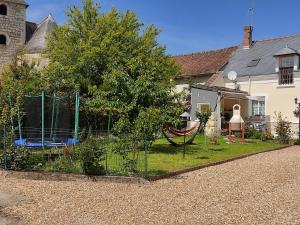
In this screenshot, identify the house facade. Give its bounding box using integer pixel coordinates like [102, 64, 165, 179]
[223, 26, 300, 136]
[0, 0, 56, 73]
[188, 26, 300, 137]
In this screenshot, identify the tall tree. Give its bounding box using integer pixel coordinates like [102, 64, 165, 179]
[46, 0, 182, 139]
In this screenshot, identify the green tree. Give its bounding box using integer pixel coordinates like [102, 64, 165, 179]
[46, 0, 182, 140]
[0, 53, 44, 127]
[0, 53, 45, 169]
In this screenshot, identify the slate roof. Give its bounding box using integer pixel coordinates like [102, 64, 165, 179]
[223, 34, 300, 77]
[172, 46, 238, 77]
[273, 46, 300, 56]
[25, 15, 57, 54]
[25, 21, 37, 43]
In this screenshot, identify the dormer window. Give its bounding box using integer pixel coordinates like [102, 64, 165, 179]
[0, 34, 7, 45]
[273, 46, 300, 86]
[0, 4, 7, 16]
[279, 56, 294, 68]
[278, 56, 294, 85]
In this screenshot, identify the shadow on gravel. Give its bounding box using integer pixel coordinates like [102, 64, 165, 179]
[0, 192, 21, 225]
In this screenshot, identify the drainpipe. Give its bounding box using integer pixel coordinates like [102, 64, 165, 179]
[248, 75, 252, 118]
[248, 75, 251, 95]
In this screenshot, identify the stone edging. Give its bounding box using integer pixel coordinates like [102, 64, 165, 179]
[0, 170, 150, 184]
[0, 145, 292, 184]
[148, 145, 292, 181]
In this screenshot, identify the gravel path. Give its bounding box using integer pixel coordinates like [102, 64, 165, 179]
[0, 146, 299, 225]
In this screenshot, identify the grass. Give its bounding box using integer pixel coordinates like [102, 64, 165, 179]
[147, 135, 287, 176]
[14, 135, 287, 177]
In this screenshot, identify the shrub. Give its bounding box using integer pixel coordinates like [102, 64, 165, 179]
[274, 112, 291, 144]
[261, 131, 274, 141]
[244, 128, 256, 138]
[44, 157, 82, 173]
[5, 147, 45, 171]
[110, 136, 140, 174]
[294, 139, 300, 145]
[254, 131, 262, 140]
[77, 135, 106, 176]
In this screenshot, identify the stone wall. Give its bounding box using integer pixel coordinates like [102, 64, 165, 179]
[0, 1, 26, 73]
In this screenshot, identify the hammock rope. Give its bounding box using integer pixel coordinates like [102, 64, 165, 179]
[162, 122, 204, 147]
[165, 121, 200, 136]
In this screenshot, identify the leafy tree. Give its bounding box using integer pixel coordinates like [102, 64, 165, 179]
[46, 0, 183, 140]
[0, 53, 44, 127]
[0, 53, 45, 169]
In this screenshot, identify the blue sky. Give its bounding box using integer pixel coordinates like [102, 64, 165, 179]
[26, 0, 300, 55]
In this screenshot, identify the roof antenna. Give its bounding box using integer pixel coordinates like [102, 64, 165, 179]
[248, 0, 255, 27]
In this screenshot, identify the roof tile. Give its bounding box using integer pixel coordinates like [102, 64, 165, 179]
[172, 46, 238, 77]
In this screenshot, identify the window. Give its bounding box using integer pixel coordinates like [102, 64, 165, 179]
[279, 56, 294, 68]
[252, 99, 265, 116]
[0, 4, 7, 16]
[278, 56, 294, 85]
[0, 34, 6, 45]
[197, 103, 210, 114]
[247, 59, 260, 67]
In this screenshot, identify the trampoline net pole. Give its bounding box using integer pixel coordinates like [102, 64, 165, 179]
[17, 108, 22, 141]
[74, 90, 80, 142]
[42, 90, 45, 148]
[50, 93, 56, 141]
[53, 98, 60, 142]
[8, 96, 14, 135]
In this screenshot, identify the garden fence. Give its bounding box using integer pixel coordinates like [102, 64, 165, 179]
[0, 127, 150, 178]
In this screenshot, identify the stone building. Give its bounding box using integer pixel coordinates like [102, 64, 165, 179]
[0, 0, 56, 73]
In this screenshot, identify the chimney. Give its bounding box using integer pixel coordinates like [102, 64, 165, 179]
[243, 26, 253, 49]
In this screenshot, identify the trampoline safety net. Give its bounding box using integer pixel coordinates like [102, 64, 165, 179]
[15, 92, 80, 148]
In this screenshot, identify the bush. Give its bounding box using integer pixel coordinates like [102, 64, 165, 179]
[44, 157, 82, 173]
[244, 128, 256, 138]
[294, 139, 300, 145]
[77, 135, 106, 176]
[261, 131, 274, 141]
[274, 112, 291, 144]
[5, 149, 46, 171]
[110, 136, 140, 174]
[254, 131, 262, 139]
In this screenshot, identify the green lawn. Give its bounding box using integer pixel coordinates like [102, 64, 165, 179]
[24, 135, 287, 178]
[147, 135, 287, 176]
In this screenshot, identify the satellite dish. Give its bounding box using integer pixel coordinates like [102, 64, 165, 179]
[227, 71, 237, 81]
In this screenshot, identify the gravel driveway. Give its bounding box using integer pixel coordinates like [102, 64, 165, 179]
[0, 146, 299, 225]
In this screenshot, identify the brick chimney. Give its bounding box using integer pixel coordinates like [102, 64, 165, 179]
[243, 26, 253, 49]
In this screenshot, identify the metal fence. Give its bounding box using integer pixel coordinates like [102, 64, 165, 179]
[0, 127, 150, 178]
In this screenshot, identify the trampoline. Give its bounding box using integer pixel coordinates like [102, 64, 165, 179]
[14, 91, 80, 148]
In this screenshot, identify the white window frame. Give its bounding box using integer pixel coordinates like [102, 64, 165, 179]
[276, 55, 296, 85]
[251, 99, 265, 116]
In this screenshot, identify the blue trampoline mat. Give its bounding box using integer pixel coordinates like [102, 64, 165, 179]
[15, 138, 79, 148]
